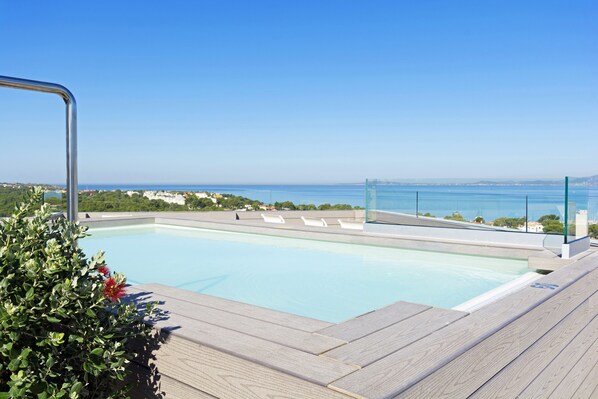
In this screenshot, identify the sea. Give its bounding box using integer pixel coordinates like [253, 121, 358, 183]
[74, 183, 598, 222]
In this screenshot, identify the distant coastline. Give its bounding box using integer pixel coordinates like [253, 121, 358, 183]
[5, 174, 597, 189]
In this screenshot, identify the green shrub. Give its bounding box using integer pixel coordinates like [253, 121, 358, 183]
[541, 219, 565, 234]
[537, 214, 560, 223]
[0, 188, 157, 398]
[492, 217, 526, 229]
[444, 212, 466, 222]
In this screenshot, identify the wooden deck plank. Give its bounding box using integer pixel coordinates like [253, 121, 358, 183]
[323, 307, 467, 367]
[135, 283, 332, 332]
[329, 258, 597, 399]
[129, 362, 217, 399]
[549, 334, 598, 399]
[159, 375, 218, 399]
[317, 300, 431, 342]
[150, 334, 354, 399]
[572, 360, 598, 399]
[128, 286, 346, 354]
[518, 317, 598, 398]
[395, 321, 521, 399]
[468, 294, 596, 399]
[396, 272, 598, 399]
[148, 311, 359, 386]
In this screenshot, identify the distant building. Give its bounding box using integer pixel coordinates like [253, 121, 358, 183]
[143, 191, 186, 205]
[194, 192, 217, 203]
[518, 221, 544, 233]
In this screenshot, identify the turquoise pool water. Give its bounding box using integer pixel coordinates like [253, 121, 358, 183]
[81, 224, 529, 323]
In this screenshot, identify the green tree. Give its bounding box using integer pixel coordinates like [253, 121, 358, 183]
[589, 224, 598, 239]
[536, 214, 564, 234]
[493, 217, 526, 228]
[296, 204, 317, 211]
[541, 220, 564, 234]
[274, 201, 296, 210]
[538, 214, 560, 223]
[418, 212, 435, 217]
[444, 212, 466, 222]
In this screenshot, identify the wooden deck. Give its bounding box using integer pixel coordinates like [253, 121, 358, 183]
[128, 250, 597, 398]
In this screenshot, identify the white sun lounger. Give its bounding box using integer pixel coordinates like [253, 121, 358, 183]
[301, 216, 328, 227]
[261, 214, 285, 224]
[338, 219, 364, 230]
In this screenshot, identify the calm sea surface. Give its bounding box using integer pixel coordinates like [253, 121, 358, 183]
[76, 183, 597, 221]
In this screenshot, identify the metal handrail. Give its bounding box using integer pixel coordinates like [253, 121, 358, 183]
[0, 75, 78, 221]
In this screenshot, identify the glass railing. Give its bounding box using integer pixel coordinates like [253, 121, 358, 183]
[365, 177, 596, 252]
[564, 177, 591, 243]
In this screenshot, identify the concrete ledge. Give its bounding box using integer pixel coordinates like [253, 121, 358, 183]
[563, 236, 592, 259]
[364, 222, 547, 249]
[79, 217, 155, 228]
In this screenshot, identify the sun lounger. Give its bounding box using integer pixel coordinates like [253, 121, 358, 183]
[261, 214, 285, 224]
[301, 216, 328, 227]
[338, 219, 364, 230]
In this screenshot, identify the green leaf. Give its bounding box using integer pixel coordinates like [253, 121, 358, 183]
[68, 335, 84, 344]
[48, 332, 65, 346]
[70, 382, 83, 395]
[90, 347, 104, 357]
[45, 315, 60, 323]
[7, 358, 20, 371]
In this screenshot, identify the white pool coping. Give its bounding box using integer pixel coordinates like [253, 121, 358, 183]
[453, 271, 544, 312]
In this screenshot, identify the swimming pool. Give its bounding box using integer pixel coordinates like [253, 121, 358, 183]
[81, 224, 530, 323]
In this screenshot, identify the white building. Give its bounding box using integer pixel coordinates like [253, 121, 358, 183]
[518, 221, 544, 233]
[143, 191, 186, 205]
[194, 192, 217, 203]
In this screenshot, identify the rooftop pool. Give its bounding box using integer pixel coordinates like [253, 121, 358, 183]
[81, 224, 530, 322]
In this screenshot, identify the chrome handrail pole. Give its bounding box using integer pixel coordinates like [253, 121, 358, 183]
[0, 75, 78, 221]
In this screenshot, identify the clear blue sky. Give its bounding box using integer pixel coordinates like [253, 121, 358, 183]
[1, 1, 596, 184]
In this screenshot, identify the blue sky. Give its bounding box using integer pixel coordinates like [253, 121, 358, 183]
[1, 1, 596, 184]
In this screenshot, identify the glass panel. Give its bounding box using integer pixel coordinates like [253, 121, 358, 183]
[528, 189, 564, 255]
[418, 191, 526, 227]
[365, 179, 530, 229]
[590, 182, 598, 241]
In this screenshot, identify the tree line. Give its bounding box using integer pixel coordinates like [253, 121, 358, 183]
[0, 188, 361, 216]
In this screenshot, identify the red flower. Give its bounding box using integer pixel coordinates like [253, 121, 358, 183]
[103, 277, 126, 303]
[97, 265, 110, 277]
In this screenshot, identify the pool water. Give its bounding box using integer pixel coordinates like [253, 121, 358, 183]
[81, 224, 529, 323]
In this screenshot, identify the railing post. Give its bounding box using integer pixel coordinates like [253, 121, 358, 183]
[0, 75, 78, 222]
[525, 195, 529, 233]
[564, 176, 569, 244]
[365, 179, 369, 223]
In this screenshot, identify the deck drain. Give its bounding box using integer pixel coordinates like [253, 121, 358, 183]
[530, 282, 559, 290]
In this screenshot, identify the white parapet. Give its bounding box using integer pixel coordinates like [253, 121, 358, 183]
[562, 236, 591, 259]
